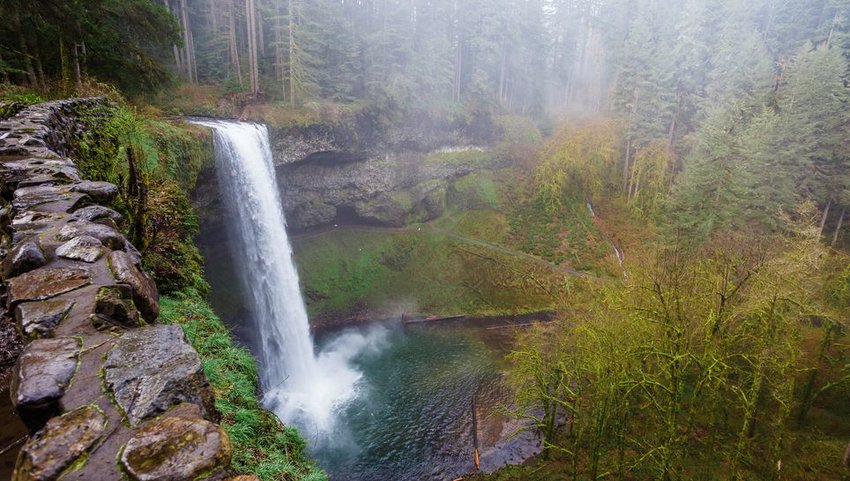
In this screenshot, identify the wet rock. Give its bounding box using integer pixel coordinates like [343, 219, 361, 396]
[11, 337, 81, 428]
[12, 405, 108, 481]
[104, 325, 215, 425]
[22, 137, 47, 148]
[11, 211, 67, 229]
[7, 267, 92, 306]
[56, 235, 103, 263]
[13, 191, 90, 213]
[108, 251, 158, 321]
[70, 205, 123, 224]
[71, 181, 118, 203]
[57, 221, 125, 250]
[16, 299, 75, 339]
[2, 238, 46, 279]
[120, 415, 231, 481]
[94, 285, 140, 328]
[292, 201, 337, 229]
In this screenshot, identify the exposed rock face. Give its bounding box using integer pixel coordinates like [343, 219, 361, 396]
[16, 299, 74, 339]
[108, 250, 159, 322]
[2, 238, 46, 279]
[194, 113, 503, 233]
[120, 413, 231, 481]
[12, 405, 108, 481]
[195, 142, 502, 233]
[0, 99, 232, 480]
[55, 235, 104, 263]
[275, 149, 501, 229]
[104, 325, 215, 425]
[10, 338, 81, 428]
[7, 267, 92, 306]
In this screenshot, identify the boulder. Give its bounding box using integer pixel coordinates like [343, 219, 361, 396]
[70, 205, 123, 224]
[120, 415, 231, 481]
[2, 238, 46, 279]
[7, 267, 92, 306]
[56, 235, 104, 263]
[93, 285, 140, 328]
[57, 222, 125, 250]
[16, 299, 75, 339]
[10, 337, 81, 428]
[70, 181, 118, 203]
[12, 185, 90, 212]
[108, 250, 158, 321]
[103, 325, 216, 425]
[12, 405, 108, 481]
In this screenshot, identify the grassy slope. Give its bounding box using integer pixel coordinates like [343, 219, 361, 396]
[160, 292, 327, 481]
[293, 164, 616, 322]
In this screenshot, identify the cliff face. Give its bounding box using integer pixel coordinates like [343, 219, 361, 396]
[276, 147, 504, 229]
[194, 116, 506, 233]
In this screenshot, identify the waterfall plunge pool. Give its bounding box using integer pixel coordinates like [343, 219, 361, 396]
[307, 320, 541, 481]
[192, 119, 541, 480]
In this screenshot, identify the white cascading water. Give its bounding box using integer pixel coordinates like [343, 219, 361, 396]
[191, 120, 364, 434]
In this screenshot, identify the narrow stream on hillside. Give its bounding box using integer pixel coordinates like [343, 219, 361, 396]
[194, 119, 540, 480]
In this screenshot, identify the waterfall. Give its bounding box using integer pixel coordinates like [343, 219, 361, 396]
[192, 120, 363, 434]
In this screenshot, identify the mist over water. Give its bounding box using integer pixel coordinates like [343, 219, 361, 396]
[191, 119, 372, 434]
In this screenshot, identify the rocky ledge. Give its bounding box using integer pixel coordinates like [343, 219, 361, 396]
[0, 99, 238, 481]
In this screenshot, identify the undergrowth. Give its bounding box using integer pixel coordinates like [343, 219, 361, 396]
[160, 292, 327, 481]
[73, 102, 211, 294]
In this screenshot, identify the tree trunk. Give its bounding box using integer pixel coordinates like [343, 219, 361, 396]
[33, 40, 47, 89]
[819, 198, 832, 238]
[246, 0, 259, 94]
[15, 14, 38, 88]
[623, 88, 639, 193]
[164, 0, 183, 76]
[832, 209, 845, 247]
[827, 11, 839, 48]
[181, 0, 198, 83]
[59, 37, 72, 94]
[229, 0, 244, 88]
[499, 48, 507, 104]
[622, 140, 632, 193]
[288, 0, 296, 104]
[454, 38, 463, 102]
[257, 3, 265, 58]
[0, 52, 7, 84]
[844, 439, 850, 468]
[275, 2, 286, 102]
[71, 42, 82, 90]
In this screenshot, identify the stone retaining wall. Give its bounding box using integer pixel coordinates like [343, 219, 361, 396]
[0, 99, 235, 480]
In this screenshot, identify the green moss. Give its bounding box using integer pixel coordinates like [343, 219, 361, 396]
[423, 149, 491, 169]
[450, 172, 501, 210]
[160, 292, 327, 481]
[72, 103, 212, 295]
[293, 227, 561, 320]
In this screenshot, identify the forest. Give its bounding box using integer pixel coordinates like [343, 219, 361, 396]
[1, 0, 849, 480]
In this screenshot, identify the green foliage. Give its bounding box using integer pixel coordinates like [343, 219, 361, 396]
[1, 0, 180, 96]
[506, 219, 850, 480]
[74, 103, 209, 294]
[626, 141, 674, 216]
[293, 225, 562, 321]
[535, 122, 620, 212]
[450, 172, 501, 211]
[506, 192, 608, 273]
[159, 292, 327, 481]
